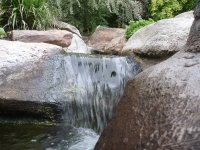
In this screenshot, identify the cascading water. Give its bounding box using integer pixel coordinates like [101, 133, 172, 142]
[61, 54, 140, 132]
[0, 54, 141, 150]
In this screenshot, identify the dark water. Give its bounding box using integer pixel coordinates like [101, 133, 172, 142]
[0, 124, 99, 150]
[0, 54, 140, 150]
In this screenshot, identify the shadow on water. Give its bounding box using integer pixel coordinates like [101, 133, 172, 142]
[0, 124, 99, 150]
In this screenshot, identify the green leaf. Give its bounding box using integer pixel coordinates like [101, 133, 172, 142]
[0, 28, 6, 38]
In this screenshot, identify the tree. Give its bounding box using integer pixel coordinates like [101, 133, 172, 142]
[151, 0, 196, 20]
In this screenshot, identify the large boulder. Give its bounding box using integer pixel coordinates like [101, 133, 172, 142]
[95, 51, 200, 150]
[88, 26, 126, 54]
[0, 40, 65, 120]
[123, 11, 194, 57]
[0, 40, 140, 124]
[95, 9, 200, 149]
[8, 30, 90, 54]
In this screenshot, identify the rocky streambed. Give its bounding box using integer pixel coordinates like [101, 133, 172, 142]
[0, 9, 199, 150]
[0, 39, 141, 149]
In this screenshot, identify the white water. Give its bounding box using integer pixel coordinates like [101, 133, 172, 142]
[60, 54, 141, 132]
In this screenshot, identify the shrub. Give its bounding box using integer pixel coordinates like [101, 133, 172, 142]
[150, 0, 196, 20]
[53, 0, 145, 34]
[0, 0, 58, 30]
[125, 18, 154, 39]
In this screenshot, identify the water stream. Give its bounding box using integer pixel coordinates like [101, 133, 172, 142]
[0, 54, 141, 150]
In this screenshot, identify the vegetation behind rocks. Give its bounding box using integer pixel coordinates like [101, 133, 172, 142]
[0, 0, 197, 35]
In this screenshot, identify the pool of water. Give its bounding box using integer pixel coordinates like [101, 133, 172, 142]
[0, 123, 99, 150]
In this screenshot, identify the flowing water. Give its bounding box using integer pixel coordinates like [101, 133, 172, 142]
[0, 54, 141, 150]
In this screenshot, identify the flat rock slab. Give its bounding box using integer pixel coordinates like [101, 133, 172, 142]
[8, 30, 73, 48]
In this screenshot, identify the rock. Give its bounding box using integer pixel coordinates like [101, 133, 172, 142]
[0, 40, 64, 121]
[8, 30, 73, 47]
[175, 11, 194, 19]
[8, 30, 90, 54]
[95, 50, 200, 149]
[53, 21, 82, 37]
[123, 11, 194, 57]
[64, 34, 90, 54]
[95, 8, 200, 149]
[88, 26, 126, 54]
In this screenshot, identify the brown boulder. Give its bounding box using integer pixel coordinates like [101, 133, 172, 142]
[95, 6, 200, 150]
[88, 26, 126, 54]
[8, 30, 73, 47]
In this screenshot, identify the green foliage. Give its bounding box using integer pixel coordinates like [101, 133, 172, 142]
[53, 0, 145, 34]
[150, 0, 196, 20]
[0, 0, 58, 30]
[0, 27, 6, 38]
[125, 18, 154, 39]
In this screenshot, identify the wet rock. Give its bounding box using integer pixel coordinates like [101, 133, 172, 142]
[0, 40, 140, 124]
[88, 26, 126, 54]
[64, 34, 90, 54]
[123, 11, 194, 57]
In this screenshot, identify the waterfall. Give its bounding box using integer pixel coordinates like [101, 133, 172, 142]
[59, 54, 141, 132]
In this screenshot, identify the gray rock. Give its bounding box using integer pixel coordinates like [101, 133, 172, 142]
[175, 11, 194, 19]
[53, 21, 82, 37]
[123, 11, 194, 57]
[0, 40, 64, 120]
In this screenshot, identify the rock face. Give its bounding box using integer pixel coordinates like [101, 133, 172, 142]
[8, 30, 90, 53]
[0, 40, 64, 120]
[88, 26, 126, 54]
[0, 40, 139, 123]
[95, 51, 200, 150]
[9, 30, 73, 47]
[123, 11, 194, 57]
[95, 9, 200, 150]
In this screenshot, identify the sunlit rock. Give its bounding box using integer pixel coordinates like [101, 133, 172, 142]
[123, 11, 194, 57]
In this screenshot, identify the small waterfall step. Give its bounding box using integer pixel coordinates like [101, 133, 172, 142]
[61, 54, 141, 132]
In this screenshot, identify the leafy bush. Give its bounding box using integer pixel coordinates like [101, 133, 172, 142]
[150, 0, 196, 20]
[53, 0, 145, 34]
[0, 0, 58, 30]
[0, 27, 6, 38]
[125, 18, 154, 39]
